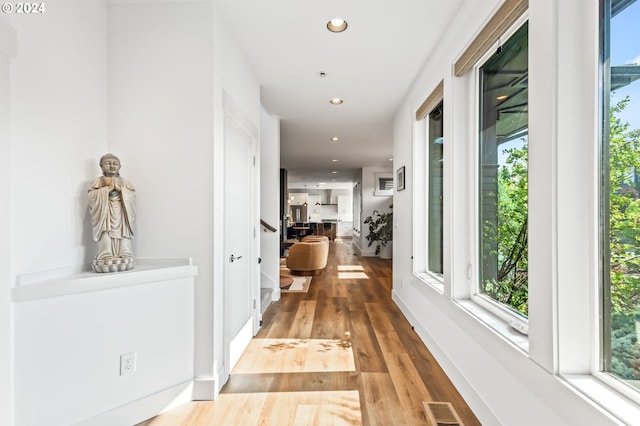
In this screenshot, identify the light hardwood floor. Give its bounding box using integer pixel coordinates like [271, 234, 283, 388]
[139, 239, 481, 425]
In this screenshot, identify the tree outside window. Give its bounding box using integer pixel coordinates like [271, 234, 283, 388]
[603, 0, 640, 385]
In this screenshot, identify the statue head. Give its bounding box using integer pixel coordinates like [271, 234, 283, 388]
[100, 153, 121, 177]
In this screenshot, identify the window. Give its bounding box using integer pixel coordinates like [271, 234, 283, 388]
[414, 80, 444, 286]
[428, 102, 444, 275]
[374, 173, 393, 196]
[353, 182, 361, 234]
[378, 177, 394, 191]
[601, 0, 640, 393]
[477, 22, 529, 317]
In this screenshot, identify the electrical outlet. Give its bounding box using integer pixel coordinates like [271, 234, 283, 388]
[120, 352, 136, 376]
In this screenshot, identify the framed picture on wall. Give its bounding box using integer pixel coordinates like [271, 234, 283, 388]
[397, 166, 405, 191]
[374, 172, 394, 196]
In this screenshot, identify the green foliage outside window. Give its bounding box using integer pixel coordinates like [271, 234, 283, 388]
[482, 142, 529, 316]
[609, 97, 640, 380]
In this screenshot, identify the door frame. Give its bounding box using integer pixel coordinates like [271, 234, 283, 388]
[221, 92, 260, 379]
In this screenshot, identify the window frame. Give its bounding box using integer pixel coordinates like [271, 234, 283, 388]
[595, 0, 640, 405]
[413, 83, 445, 292]
[470, 13, 531, 330]
[426, 100, 445, 279]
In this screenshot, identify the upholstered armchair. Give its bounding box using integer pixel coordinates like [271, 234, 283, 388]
[286, 239, 329, 275]
[300, 235, 330, 244]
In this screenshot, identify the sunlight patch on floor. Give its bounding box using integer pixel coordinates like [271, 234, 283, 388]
[232, 338, 356, 374]
[338, 265, 364, 271]
[142, 391, 363, 426]
[338, 272, 369, 279]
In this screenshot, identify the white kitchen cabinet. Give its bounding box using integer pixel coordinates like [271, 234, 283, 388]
[337, 220, 353, 237]
[337, 195, 353, 220]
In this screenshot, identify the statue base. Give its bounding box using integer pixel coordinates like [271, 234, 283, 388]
[92, 257, 135, 273]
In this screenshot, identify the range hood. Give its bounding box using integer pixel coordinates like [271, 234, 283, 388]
[316, 189, 337, 205]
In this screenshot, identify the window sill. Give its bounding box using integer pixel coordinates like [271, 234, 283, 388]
[411, 274, 529, 353]
[564, 374, 640, 425]
[457, 299, 529, 353]
[414, 272, 444, 293]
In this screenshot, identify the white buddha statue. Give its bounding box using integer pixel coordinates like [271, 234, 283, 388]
[88, 154, 136, 272]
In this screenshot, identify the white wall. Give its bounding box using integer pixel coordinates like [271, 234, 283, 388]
[392, 0, 625, 424]
[107, 0, 217, 396]
[0, 17, 16, 426]
[355, 166, 392, 256]
[8, 0, 109, 279]
[260, 106, 281, 301]
[4, 2, 109, 424]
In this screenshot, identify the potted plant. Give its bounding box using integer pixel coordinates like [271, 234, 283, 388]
[364, 204, 393, 258]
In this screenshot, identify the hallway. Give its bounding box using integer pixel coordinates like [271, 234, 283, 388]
[140, 240, 480, 425]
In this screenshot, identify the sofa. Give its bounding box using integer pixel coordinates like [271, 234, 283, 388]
[285, 237, 329, 275]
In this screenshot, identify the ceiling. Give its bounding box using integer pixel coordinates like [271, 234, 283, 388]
[215, 0, 465, 187]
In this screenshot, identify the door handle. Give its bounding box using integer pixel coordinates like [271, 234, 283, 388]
[229, 254, 243, 263]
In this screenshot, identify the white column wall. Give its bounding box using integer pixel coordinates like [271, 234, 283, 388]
[553, 0, 600, 375]
[212, 7, 261, 391]
[0, 17, 16, 426]
[260, 106, 281, 301]
[527, 0, 558, 374]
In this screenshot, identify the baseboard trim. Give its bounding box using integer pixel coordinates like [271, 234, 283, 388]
[73, 380, 193, 426]
[192, 377, 218, 401]
[352, 240, 363, 256]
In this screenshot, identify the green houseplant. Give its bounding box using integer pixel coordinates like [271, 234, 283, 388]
[364, 204, 393, 256]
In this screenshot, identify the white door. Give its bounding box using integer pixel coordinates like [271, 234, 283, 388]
[223, 111, 257, 374]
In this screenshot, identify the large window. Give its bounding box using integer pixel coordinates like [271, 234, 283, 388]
[428, 102, 444, 275]
[353, 182, 361, 234]
[602, 0, 640, 391]
[478, 22, 529, 317]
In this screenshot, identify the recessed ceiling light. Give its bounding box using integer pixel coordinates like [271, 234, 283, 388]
[329, 98, 344, 105]
[327, 18, 348, 33]
[331, 171, 338, 174]
[330, 136, 339, 141]
[389, 158, 393, 161]
[332, 159, 339, 162]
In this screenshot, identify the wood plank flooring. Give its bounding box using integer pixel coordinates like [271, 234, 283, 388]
[139, 239, 481, 425]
